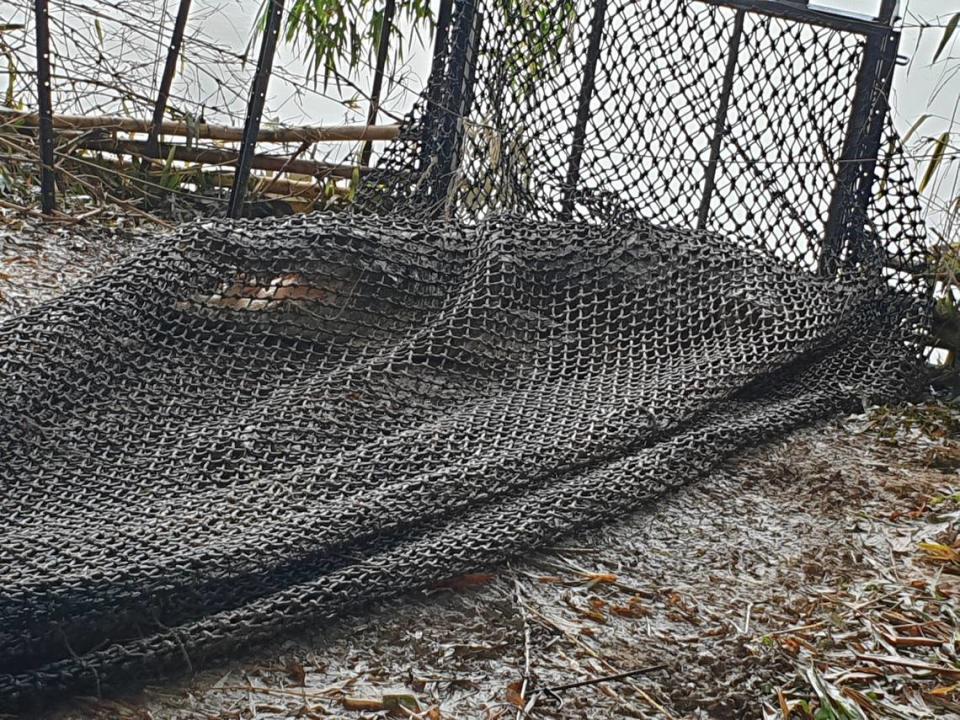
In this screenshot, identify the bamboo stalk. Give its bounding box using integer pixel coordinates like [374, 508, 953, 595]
[204, 172, 346, 198]
[75, 150, 339, 198]
[50, 157, 350, 225]
[76, 138, 370, 179]
[120, 160, 337, 198]
[0, 109, 401, 143]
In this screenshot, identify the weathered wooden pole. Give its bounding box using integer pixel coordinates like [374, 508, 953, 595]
[0, 110, 400, 142]
[142, 0, 192, 169]
[360, 0, 396, 167]
[34, 0, 55, 213]
[227, 0, 285, 219]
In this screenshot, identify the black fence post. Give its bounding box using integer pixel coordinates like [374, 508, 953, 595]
[360, 0, 395, 167]
[143, 0, 192, 170]
[819, 0, 900, 275]
[695, 0, 898, 36]
[418, 0, 454, 176]
[227, 0, 285, 219]
[560, 0, 608, 219]
[34, 0, 55, 214]
[429, 0, 480, 212]
[697, 8, 745, 231]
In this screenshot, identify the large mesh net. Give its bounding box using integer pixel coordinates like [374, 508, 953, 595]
[0, 0, 930, 709]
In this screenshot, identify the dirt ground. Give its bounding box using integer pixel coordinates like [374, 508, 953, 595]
[2, 222, 958, 720]
[0, 220, 142, 318]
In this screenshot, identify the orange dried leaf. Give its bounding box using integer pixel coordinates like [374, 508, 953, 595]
[579, 607, 607, 623]
[433, 573, 496, 591]
[506, 681, 525, 708]
[580, 572, 617, 584]
[611, 596, 649, 619]
[777, 688, 791, 720]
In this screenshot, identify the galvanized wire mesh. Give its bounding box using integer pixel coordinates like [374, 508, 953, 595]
[0, 0, 929, 709]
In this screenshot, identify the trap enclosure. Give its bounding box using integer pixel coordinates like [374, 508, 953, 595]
[0, 0, 931, 708]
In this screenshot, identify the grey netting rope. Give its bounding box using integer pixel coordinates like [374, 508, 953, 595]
[0, 0, 929, 710]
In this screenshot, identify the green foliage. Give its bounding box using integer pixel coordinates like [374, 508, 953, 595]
[901, 113, 930, 145]
[495, 0, 576, 98]
[912, 17, 960, 365]
[260, 0, 433, 89]
[919, 131, 951, 194]
[159, 146, 184, 191]
[261, 0, 575, 99]
[917, 18, 959, 202]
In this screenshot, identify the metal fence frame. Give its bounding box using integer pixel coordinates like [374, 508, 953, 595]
[32, 0, 902, 241]
[420, 0, 902, 271]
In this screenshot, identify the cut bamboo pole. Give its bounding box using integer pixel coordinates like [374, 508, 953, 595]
[0, 110, 401, 144]
[76, 138, 371, 179]
[64, 152, 346, 200]
[202, 172, 343, 198]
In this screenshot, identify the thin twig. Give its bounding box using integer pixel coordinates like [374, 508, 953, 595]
[514, 578, 534, 719]
[538, 664, 668, 694]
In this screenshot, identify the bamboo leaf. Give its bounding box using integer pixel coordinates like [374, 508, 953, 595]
[348, 165, 361, 201]
[933, 12, 960, 64]
[919, 132, 950, 194]
[901, 113, 930, 145]
[4, 55, 16, 109]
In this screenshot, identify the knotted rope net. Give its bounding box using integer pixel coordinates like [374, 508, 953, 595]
[0, 0, 930, 708]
